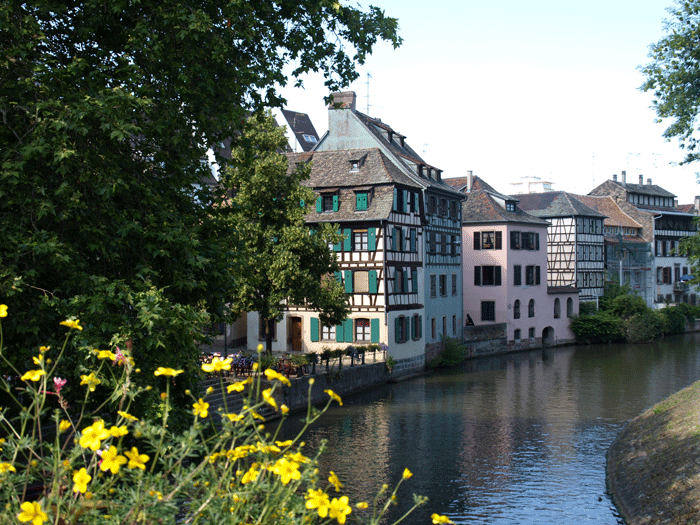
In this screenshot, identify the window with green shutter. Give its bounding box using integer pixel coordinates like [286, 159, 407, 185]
[343, 318, 353, 342]
[344, 270, 353, 293]
[371, 318, 380, 343]
[332, 195, 339, 212]
[336, 322, 344, 342]
[410, 229, 417, 252]
[333, 229, 342, 252]
[411, 270, 418, 294]
[369, 270, 378, 293]
[310, 318, 319, 342]
[343, 228, 352, 252]
[356, 192, 368, 210]
[368, 228, 376, 251]
[316, 196, 323, 213]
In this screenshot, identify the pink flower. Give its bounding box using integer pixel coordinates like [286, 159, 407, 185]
[53, 377, 67, 394]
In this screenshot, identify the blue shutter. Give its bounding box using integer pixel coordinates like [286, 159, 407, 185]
[336, 322, 344, 342]
[393, 188, 398, 211]
[403, 190, 409, 213]
[343, 318, 353, 343]
[394, 318, 401, 344]
[332, 194, 339, 212]
[310, 318, 319, 342]
[392, 227, 397, 251]
[402, 269, 409, 292]
[418, 315, 423, 338]
[316, 196, 322, 213]
[411, 270, 418, 294]
[371, 318, 380, 343]
[300, 199, 305, 208]
[369, 270, 378, 293]
[368, 228, 376, 251]
[343, 228, 352, 251]
[410, 229, 416, 253]
[344, 270, 353, 293]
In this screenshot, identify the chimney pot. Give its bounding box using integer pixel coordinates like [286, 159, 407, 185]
[467, 170, 473, 192]
[613, 174, 617, 182]
[639, 174, 644, 185]
[328, 91, 356, 111]
[647, 178, 652, 185]
[621, 170, 626, 184]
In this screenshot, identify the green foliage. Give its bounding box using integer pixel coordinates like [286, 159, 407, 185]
[625, 310, 666, 343]
[641, 0, 700, 164]
[427, 337, 467, 369]
[611, 294, 649, 319]
[660, 306, 688, 334]
[579, 301, 598, 316]
[1, 1, 396, 401]
[598, 281, 632, 312]
[569, 311, 625, 344]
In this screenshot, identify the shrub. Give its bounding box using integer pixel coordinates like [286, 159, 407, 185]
[569, 311, 625, 344]
[579, 301, 597, 316]
[660, 306, 687, 335]
[626, 310, 666, 342]
[427, 337, 467, 369]
[611, 294, 649, 320]
[0, 307, 440, 525]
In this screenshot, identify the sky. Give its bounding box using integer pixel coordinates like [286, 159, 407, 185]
[277, 0, 700, 204]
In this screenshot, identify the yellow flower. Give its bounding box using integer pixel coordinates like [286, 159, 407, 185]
[20, 370, 45, 382]
[193, 398, 209, 418]
[280, 404, 289, 415]
[99, 446, 127, 474]
[17, 501, 48, 525]
[39, 346, 50, 353]
[80, 373, 101, 392]
[224, 413, 244, 423]
[109, 425, 128, 438]
[402, 468, 413, 479]
[154, 367, 183, 377]
[356, 502, 369, 509]
[59, 420, 71, 433]
[257, 344, 264, 352]
[149, 490, 163, 500]
[324, 389, 343, 406]
[124, 447, 149, 470]
[0, 304, 7, 318]
[160, 392, 168, 400]
[275, 440, 293, 447]
[72, 467, 91, 494]
[329, 496, 352, 524]
[305, 488, 331, 518]
[309, 378, 315, 385]
[0, 462, 16, 474]
[201, 357, 232, 373]
[31, 355, 43, 365]
[95, 350, 116, 360]
[240, 465, 259, 484]
[227, 378, 251, 393]
[79, 420, 110, 451]
[117, 411, 138, 421]
[264, 368, 292, 387]
[431, 514, 454, 524]
[270, 458, 301, 485]
[262, 388, 278, 410]
[60, 319, 83, 330]
[328, 471, 343, 492]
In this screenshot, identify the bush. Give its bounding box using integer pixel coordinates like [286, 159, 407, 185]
[626, 310, 666, 342]
[0, 308, 441, 525]
[569, 311, 625, 344]
[579, 301, 598, 316]
[660, 306, 687, 335]
[427, 337, 467, 369]
[611, 294, 649, 319]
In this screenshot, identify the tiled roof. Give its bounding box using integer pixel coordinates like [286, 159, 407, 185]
[443, 175, 502, 195]
[516, 192, 605, 219]
[462, 190, 549, 226]
[570, 194, 641, 228]
[611, 180, 675, 198]
[281, 110, 320, 152]
[677, 204, 696, 214]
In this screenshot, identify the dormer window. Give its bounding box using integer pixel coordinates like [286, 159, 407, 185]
[506, 202, 516, 212]
[316, 191, 339, 213]
[356, 192, 368, 211]
[348, 153, 366, 172]
[302, 134, 318, 144]
[350, 161, 360, 172]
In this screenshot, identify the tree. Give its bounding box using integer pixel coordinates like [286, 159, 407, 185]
[0, 1, 399, 407]
[222, 112, 349, 353]
[641, 0, 700, 164]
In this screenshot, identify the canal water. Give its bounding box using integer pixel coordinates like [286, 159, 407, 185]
[279, 333, 700, 524]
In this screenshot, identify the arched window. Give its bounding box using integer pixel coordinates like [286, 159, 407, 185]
[528, 299, 535, 318]
[554, 298, 561, 319]
[566, 297, 574, 317]
[513, 300, 521, 319]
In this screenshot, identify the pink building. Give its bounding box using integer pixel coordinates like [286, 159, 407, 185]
[460, 185, 578, 348]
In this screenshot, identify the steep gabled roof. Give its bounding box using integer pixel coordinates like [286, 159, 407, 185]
[281, 110, 320, 152]
[443, 175, 501, 195]
[516, 191, 605, 219]
[608, 179, 675, 198]
[462, 190, 549, 226]
[570, 194, 641, 228]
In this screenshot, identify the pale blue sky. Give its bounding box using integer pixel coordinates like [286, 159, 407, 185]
[279, 1, 700, 202]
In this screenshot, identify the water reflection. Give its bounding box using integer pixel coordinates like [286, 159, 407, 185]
[279, 333, 700, 524]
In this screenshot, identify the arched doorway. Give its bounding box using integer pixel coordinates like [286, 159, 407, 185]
[542, 326, 555, 346]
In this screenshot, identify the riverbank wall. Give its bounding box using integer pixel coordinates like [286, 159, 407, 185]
[607, 379, 700, 525]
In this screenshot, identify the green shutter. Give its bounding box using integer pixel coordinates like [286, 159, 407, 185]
[343, 228, 352, 251]
[336, 322, 344, 342]
[356, 193, 368, 210]
[344, 270, 353, 293]
[411, 270, 418, 293]
[392, 227, 397, 251]
[310, 318, 319, 342]
[343, 318, 353, 342]
[300, 199, 305, 208]
[332, 194, 339, 212]
[403, 190, 408, 213]
[333, 229, 342, 252]
[371, 318, 380, 343]
[402, 269, 409, 292]
[316, 196, 322, 213]
[334, 271, 342, 283]
[368, 228, 376, 251]
[393, 188, 398, 211]
[410, 229, 416, 252]
[394, 317, 401, 344]
[369, 270, 378, 293]
[419, 315, 423, 338]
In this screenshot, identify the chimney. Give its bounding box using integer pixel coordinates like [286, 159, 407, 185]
[695, 196, 700, 215]
[647, 178, 652, 185]
[328, 91, 356, 111]
[639, 174, 643, 185]
[467, 170, 473, 193]
[613, 174, 617, 182]
[621, 170, 626, 184]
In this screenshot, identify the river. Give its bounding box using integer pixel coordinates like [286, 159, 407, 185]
[279, 333, 700, 524]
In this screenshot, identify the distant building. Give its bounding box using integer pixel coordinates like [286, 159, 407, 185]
[509, 175, 554, 195]
[280, 109, 320, 152]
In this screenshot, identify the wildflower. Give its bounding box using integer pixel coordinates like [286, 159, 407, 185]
[60, 319, 83, 331]
[108, 425, 128, 438]
[0, 462, 16, 474]
[309, 378, 315, 385]
[193, 399, 209, 418]
[117, 411, 138, 421]
[17, 501, 48, 525]
[356, 502, 369, 509]
[240, 465, 259, 484]
[281, 404, 289, 414]
[264, 368, 292, 387]
[20, 370, 45, 382]
[227, 378, 251, 393]
[224, 413, 244, 423]
[324, 389, 343, 406]
[257, 344, 264, 352]
[53, 377, 67, 394]
[149, 490, 163, 500]
[328, 471, 343, 492]
[329, 496, 352, 524]
[160, 392, 167, 400]
[275, 440, 293, 447]
[113, 347, 130, 366]
[125, 447, 149, 470]
[305, 489, 331, 518]
[59, 420, 71, 433]
[95, 350, 116, 360]
[0, 304, 6, 318]
[79, 420, 110, 451]
[270, 458, 301, 485]
[72, 468, 91, 494]
[39, 346, 50, 353]
[0, 438, 4, 450]
[431, 514, 454, 524]
[402, 468, 413, 479]
[262, 388, 278, 410]
[80, 373, 101, 392]
[154, 367, 183, 377]
[201, 357, 232, 373]
[99, 446, 127, 474]
[32, 355, 43, 365]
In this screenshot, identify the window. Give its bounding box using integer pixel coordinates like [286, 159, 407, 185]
[442, 316, 447, 336]
[431, 317, 436, 339]
[514, 265, 522, 286]
[506, 202, 516, 212]
[258, 317, 276, 341]
[302, 134, 318, 144]
[394, 189, 405, 212]
[525, 266, 541, 286]
[353, 230, 368, 251]
[451, 274, 458, 295]
[554, 298, 561, 318]
[511, 231, 521, 250]
[428, 196, 437, 215]
[528, 299, 535, 318]
[321, 325, 336, 341]
[452, 315, 457, 335]
[440, 199, 447, 217]
[474, 266, 502, 286]
[356, 192, 368, 211]
[529, 327, 535, 339]
[412, 314, 422, 340]
[513, 299, 521, 319]
[514, 329, 521, 341]
[481, 301, 496, 321]
[356, 319, 371, 342]
[439, 274, 447, 296]
[354, 271, 369, 293]
[474, 231, 502, 250]
[567, 297, 573, 317]
[320, 194, 337, 212]
[395, 268, 405, 293]
[395, 316, 410, 343]
[430, 275, 437, 297]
